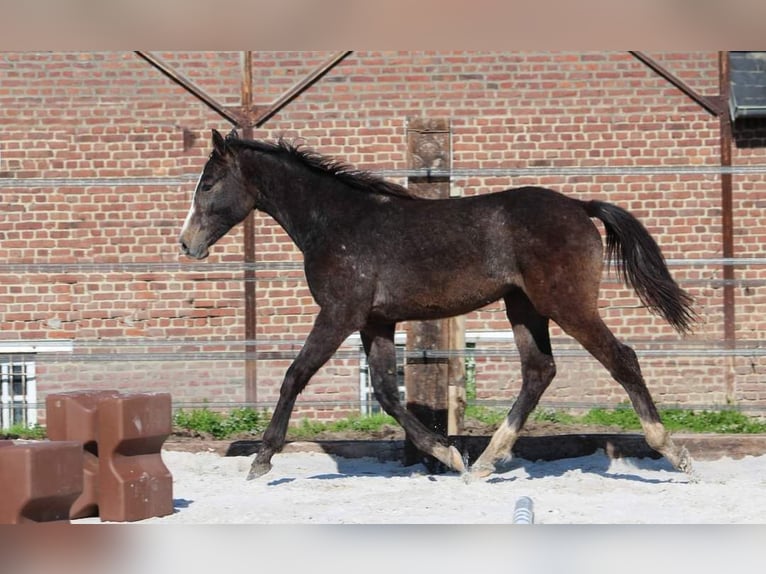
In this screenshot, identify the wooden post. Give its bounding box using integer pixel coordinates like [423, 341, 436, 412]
[241, 52, 258, 407]
[447, 314, 466, 436]
[404, 118, 465, 468]
[719, 51, 736, 403]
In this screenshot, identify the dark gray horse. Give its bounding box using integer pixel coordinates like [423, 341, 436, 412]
[180, 129, 696, 480]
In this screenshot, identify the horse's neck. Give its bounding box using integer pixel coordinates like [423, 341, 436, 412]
[245, 151, 350, 253]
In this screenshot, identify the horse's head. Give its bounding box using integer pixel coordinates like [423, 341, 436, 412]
[179, 129, 257, 259]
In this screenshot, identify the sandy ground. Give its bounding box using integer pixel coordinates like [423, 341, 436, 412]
[75, 448, 766, 524]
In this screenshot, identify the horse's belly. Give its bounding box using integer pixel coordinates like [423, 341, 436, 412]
[371, 273, 513, 322]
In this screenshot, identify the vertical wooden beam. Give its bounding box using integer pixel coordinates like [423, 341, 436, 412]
[403, 118, 464, 468]
[719, 51, 736, 403]
[241, 51, 258, 406]
[719, 51, 735, 343]
[447, 314, 466, 435]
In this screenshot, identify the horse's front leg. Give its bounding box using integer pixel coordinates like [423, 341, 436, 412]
[248, 310, 357, 479]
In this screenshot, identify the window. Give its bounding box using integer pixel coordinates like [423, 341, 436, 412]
[0, 355, 37, 429]
[0, 341, 72, 430]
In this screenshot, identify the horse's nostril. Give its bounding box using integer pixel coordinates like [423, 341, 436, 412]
[179, 239, 189, 254]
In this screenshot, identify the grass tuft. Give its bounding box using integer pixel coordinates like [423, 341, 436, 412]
[1, 423, 47, 440]
[173, 406, 268, 439]
[531, 405, 766, 434]
[287, 412, 397, 440]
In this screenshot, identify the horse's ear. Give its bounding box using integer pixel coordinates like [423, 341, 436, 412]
[226, 128, 239, 141]
[212, 129, 227, 156]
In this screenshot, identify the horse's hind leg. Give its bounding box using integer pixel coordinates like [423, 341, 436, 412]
[470, 290, 557, 478]
[248, 310, 358, 479]
[558, 314, 692, 474]
[361, 323, 466, 474]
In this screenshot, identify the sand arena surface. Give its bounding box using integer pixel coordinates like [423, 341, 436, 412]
[74, 448, 766, 524]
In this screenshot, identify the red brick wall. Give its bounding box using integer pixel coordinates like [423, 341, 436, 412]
[1, 51, 764, 420]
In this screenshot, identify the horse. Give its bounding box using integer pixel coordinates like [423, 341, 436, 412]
[179, 129, 697, 480]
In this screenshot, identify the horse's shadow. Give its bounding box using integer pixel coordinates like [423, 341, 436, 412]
[494, 454, 679, 484]
[266, 456, 432, 486]
[265, 452, 681, 486]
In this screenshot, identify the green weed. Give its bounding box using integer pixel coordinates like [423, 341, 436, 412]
[464, 404, 506, 427]
[1, 423, 47, 440]
[531, 406, 766, 434]
[173, 406, 268, 439]
[658, 409, 766, 434]
[170, 403, 766, 441]
[287, 412, 397, 439]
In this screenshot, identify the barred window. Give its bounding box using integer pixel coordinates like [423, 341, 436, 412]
[1, 355, 37, 429]
[0, 341, 72, 430]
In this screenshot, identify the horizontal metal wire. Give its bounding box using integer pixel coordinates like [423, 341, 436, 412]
[0, 257, 764, 275]
[4, 164, 766, 189]
[43, 336, 756, 348]
[1, 332, 758, 365]
[0, 261, 295, 273]
[414, 347, 766, 359]
[0, 176, 197, 188]
[379, 164, 766, 178]
[1, 265, 764, 290]
[16, 398, 766, 414]
[28, 346, 766, 364]
[472, 400, 766, 414]
[72, 336, 766, 349]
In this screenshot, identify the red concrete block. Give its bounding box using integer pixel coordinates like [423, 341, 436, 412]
[45, 390, 174, 522]
[45, 390, 121, 519]
[97, 392, 174, 522]
[0, 441, 83, 523]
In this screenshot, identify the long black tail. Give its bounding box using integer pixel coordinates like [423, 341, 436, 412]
[584, 200, 696, 334]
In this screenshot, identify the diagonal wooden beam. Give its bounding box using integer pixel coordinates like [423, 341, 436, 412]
[135, 51, 248, 126]
[137, 50, 353, 129]
[629, 51, 723, 117]
[254, 50, 353, 127]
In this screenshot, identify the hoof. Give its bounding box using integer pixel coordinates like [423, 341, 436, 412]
[448, 445, 467, 474]
[467, 463, 494, 481]
[247, 461, 272, 480]
[676, 446, 694, 475]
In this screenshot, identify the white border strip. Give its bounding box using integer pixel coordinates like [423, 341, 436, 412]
[0, 340, 73, 354]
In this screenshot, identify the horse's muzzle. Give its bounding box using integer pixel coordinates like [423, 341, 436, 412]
[179, 238, 209, 260]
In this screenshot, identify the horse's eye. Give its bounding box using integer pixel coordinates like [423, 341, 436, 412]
[199, 182, 214, 192]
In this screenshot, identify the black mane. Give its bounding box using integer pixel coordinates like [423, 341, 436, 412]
[231, 137, 413, 199]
